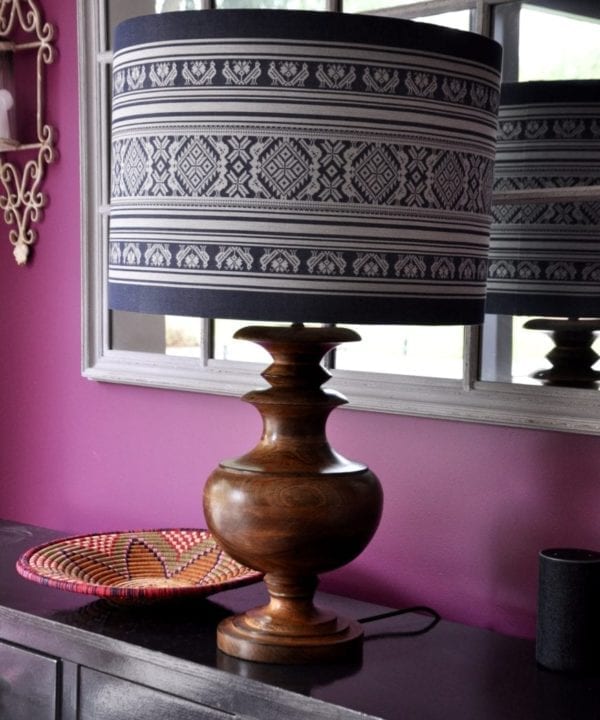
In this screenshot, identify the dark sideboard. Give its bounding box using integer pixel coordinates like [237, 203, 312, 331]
[0, 520, 598, 719]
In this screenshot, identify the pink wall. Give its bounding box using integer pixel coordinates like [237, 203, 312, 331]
[2, 0, 600, 640]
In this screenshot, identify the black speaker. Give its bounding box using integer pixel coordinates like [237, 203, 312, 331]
[536, 548, 600, 673]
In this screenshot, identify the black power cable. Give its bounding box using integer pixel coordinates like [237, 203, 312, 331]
[358, 606, 441, 637]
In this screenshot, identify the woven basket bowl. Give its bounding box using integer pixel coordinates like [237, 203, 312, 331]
[16, 529, 262, 601]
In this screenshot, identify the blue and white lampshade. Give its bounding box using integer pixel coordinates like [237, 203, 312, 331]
[487, 80, 600, 317]
[109, 10, 502, 325]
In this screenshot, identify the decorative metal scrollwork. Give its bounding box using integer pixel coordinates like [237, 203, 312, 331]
[0, 0, 55, 265]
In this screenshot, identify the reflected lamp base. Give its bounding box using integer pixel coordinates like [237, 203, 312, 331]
[524, 318, 600, 389]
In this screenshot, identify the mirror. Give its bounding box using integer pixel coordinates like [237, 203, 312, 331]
[79, 0, 600, 434]
[105, 0, 600, 389]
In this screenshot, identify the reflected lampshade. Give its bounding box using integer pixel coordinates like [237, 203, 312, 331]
[487, 80, 600, 317]
[108, 10, 502, 325]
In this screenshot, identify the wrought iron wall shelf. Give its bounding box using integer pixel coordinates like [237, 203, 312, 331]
[0, 0, 55, 265]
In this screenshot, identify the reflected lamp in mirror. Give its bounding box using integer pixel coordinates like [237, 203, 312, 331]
[109, 9, 501, 663]
[487, 81, 600, 388]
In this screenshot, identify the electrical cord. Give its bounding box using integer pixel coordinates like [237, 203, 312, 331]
[358, 605, 441, 637]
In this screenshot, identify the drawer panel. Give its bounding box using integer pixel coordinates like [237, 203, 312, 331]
[79, 667, 236, 720]
[0, 641, 58, 720]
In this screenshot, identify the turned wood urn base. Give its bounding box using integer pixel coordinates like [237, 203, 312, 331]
[203, 324, 383, 664]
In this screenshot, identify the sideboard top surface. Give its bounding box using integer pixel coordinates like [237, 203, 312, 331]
[1, 520, 598, 720]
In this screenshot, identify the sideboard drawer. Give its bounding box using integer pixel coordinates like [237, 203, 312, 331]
[0, 641, 59, 720]
[79, 667, 238, 720]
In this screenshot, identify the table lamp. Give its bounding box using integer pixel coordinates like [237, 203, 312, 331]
[487, 80, 600, 387]
[109, 9, 502, 663]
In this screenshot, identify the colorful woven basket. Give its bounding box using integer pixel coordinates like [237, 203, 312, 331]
[16, 529, 262, 601]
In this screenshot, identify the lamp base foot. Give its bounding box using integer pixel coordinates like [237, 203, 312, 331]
[217, 610, 363, 664]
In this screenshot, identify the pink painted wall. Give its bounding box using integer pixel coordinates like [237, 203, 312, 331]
[2, 0, 600, 640]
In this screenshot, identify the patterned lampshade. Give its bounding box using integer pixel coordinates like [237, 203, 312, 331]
[109, 10, 502, 325]
[487, 80, 600, 317]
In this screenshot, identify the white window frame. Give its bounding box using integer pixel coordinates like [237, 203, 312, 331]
[79, 0, 600, 435]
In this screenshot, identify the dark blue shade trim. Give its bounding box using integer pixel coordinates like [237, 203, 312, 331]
[485, 293, 600, 318]
[500, 80, 600, 106]
[109, 283, 482, 326]
[114, 10, 502, 70]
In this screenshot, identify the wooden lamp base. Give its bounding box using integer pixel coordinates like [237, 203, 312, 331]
[203, 324, 383, 664]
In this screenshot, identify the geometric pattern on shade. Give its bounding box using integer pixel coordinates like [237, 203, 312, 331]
[487, 80, 600, 317]
[16, 529, 262, 601]
[109, 10, 502, 325]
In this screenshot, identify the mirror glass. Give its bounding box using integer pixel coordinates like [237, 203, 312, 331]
[104, 0, 600, 392]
